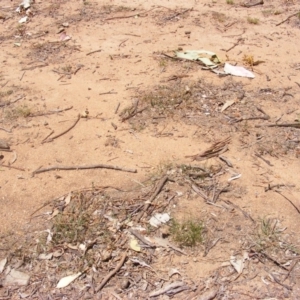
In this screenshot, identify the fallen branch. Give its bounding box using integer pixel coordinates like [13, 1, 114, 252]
[276, 11, 300, 26]
[95, 253, 127, 293]
[137, 175, 169, 221]
[255, 123, 300, 128]
[32, 164, 137, 175]
[43, 114, 80, 143]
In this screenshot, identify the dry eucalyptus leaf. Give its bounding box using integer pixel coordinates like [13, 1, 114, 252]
[56, 272, 82, 288]
[3, 269, 30, 286]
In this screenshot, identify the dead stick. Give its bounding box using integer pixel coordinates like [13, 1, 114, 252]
[42, 130, 54, 142]
[86, 49, 102, 56]
[276, 11, 300, 26]
[255, 123, 300, 128]
[115, 102, 120, 114]
[32, 164, 137, 175]
[43, 114, 80, 143]
[95, 253, 127, 293]
[0, 164, 25, 171]
[275, 190, 300, 214]
[20, 71, 25, 81]
[137, 175, 169, 221]
[104, 9, 153, 21]
[129, 229, 155, 248]
[165, 7, 193, 21]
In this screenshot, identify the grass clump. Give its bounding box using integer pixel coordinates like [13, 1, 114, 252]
[254, 217, 283, 252]
[170, 218, 204, 247]
[226, 0, 234, 4]
[247, 17, 259, 24]
[4, 105, 32, 119]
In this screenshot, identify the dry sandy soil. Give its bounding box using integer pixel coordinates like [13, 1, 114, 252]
[1, 0, 300, 299]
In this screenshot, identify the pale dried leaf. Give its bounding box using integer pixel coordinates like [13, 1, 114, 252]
[221, 100, 235, 112]
[230, 256, 244, 274]
[149, 213, 170, 228]
[56, 272, 82, 288]
[0, 257, 7, 273]
[129, 238, 141, 252]
[38, 253, 53, 260]
[3, 269, 30, 286]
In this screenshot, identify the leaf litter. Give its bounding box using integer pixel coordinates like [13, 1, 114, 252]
[1, 164, 300, 298]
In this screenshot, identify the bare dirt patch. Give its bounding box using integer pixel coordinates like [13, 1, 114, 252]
[1, 0, 300, 298]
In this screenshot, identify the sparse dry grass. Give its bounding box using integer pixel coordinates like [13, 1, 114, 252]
[170, 218, 204, 247]
[247, 16, 259, 24]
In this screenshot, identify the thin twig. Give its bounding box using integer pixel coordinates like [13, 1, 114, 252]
[119, 39, 128, 47]
[276, 11, 300, 26]
[104, 9, 153, 21]
[164, 7, 193, 21]
[42, 130, 54, 142]
[255, 123, 300, 128]
[86, 49, 101, 56]
[0, 164, 25, 171]
[275, 190, 300, 214]
[20, 71, 26, 81]
[129, 229, 155, 248]
[115, 102, 120, 114]
[95, 253, 127, 293]
[0, 127, 12, 133]
[99, 91, 117, 95]
[137, 175, 169, 221]
[224, 38, 243, 52]
[0, 95, 24, 108]
[255, 153, 273, 167]
[43, 114, 80, 143]
[32, 164, 137, 175]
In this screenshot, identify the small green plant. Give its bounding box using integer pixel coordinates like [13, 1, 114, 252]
[170, 219, 204, 247]
[226, 0, 234, 4]
[247, 17, 259, 24]
[254, 217, 281, 252]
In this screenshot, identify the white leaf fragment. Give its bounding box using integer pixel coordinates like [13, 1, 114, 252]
[230, 256, 244, 274]
[149, 213, 170, 228]
[56, 272, 82, 288]
[3, 269, 30, 286]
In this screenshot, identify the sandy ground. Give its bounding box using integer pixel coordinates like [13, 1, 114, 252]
[1, 0, 300, 298]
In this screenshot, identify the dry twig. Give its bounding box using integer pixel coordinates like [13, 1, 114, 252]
[276, 11, 300, 26]
[95, 253, 127, 292]
[32, 164, 137, 175]
[186, 137, 231, 161]
[137, 175, 169, 221]
[43, 114, 80, 143]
